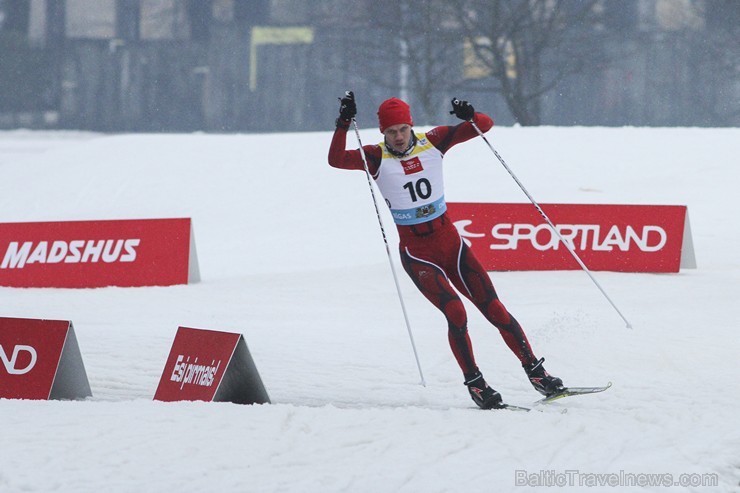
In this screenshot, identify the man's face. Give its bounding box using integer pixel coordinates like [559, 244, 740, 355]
[383, 124, 412, 153]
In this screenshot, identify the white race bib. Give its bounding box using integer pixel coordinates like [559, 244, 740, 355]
[375, 134, 446, 225]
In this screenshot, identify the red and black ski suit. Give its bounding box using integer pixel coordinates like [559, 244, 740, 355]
[328, 114, 538, 381]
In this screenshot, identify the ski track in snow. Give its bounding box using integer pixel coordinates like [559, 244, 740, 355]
[0, 127, 738, 492]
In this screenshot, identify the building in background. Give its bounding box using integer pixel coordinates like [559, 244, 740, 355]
[0, 0, 737, 131]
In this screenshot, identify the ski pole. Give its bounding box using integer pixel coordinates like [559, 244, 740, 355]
[351, 118, 427, 386]
[469, 121, 633, 329]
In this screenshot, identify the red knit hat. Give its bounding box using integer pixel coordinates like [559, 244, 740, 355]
[377, 97, 413, 132]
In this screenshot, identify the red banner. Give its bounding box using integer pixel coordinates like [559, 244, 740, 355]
[154, 326, 270, 405]
[446, 203, 695, 273]
[0, 218, 199, 288]
[0, 317, 91, 400]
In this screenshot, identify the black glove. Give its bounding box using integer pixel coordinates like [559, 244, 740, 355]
[338, 91, 356, 121]
[450, 98, 475, 121]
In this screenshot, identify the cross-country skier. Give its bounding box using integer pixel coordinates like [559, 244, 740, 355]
[328, 91, 564, 409]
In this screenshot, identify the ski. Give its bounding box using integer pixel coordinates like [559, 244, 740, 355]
[535, 382, 612, 405]
[500, 403, 533, 412]
[484, 383, 612, 412]
[499, 403, 565, 414]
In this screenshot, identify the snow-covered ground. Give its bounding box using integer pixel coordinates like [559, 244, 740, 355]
[0, 125, 738, 492]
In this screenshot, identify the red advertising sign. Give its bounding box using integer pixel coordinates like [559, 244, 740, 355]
[154, 326, 270, 405]
[446, 203, 695, 273]
[0, 316, 92, 400]
[0, 218, 200, 288]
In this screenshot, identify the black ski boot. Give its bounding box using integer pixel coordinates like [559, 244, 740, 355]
[464, 372, 504, 409]
[524, 358, 564, 396]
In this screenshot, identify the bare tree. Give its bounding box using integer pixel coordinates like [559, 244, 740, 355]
[325, 0, 615, 126]
[455, 0, 604, 125]
[324, 0, 463, 125]
[396, 1, 466, 122]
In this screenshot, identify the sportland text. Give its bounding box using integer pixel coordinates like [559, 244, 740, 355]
[486, 223, 666, 252]
[514, 469, 719, 488]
